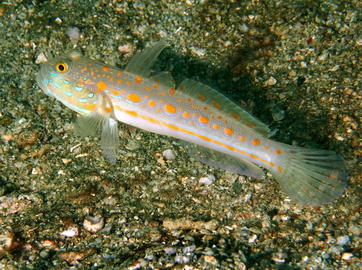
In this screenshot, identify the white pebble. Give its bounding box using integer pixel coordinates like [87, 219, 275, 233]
[35, 52, 48, 64]
[341, 252, 353, 260]
[162, 149, 176, 160]
[199, 175, 215, 185]
[66, 27, 80, 40]
[163, 247, 176, 255]
[337, 236, 349, 246]
[83, 215, 104, 233]
[60, 226, 78, 237]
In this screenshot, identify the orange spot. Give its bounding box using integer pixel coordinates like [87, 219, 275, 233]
[277, 166, 283, 173]
[144, 86, 152, 91]
[211, 101, 222, 109]
[263, 145, 270, 150]
[224, 128, 233, 136]
[117, 80, 122, 84]
[117, 71, 122, 76]
[159, 99, 165, 103]
[177, 98, 182, 103]
[156, 108, 161, 113]
[198, 94, 206, 101]
[120, 89, 126, 94]
[143, 95, 149, 99]
[126, 81, 132, 86]
[198, 116, 209, 124]
[239, 136, 245, 142]
[203, 106, 208, 111]
[252, 139, 261, 146]
[179, 85, 185, 91]
[213, 124, 220, 129]
[127, 93, 141, 103]
[83, 104, 96, 111]
[164, 104, 177, 114]
[169, 88, 175, 95]
[191, 104, 198, 109]
[183, 112, 190, 118]
[231, 112, 241, 121]
[157, 91, 167, 96]
[135, 75, 142, 84]
[186, 98, 191, 102]
[275, 149, 283, 155]
[103, 106, 112, 113]
[148, 100, 156, 107]
[111, 90, 121, 96]
[245, 122, 255, 128]
[97, 81, 107, 91]
[154, 81, 159, 89]
[103, 66, 109, 72]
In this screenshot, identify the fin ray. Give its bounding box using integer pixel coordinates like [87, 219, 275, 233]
[179, 140, 264, 178]
[126, 40, 168, 77]
[273, 144, 348, 205]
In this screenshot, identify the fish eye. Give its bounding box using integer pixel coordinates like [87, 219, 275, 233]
[55, 62, 68, 73]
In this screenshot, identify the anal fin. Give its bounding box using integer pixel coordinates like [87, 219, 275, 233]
[179, 140, 264, 178]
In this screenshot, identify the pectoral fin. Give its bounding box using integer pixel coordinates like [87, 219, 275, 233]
[100, 118, 118, 164]
[74, 113, 119, 163]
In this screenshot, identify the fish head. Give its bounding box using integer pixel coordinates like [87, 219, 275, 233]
[36, 52, 98, 114]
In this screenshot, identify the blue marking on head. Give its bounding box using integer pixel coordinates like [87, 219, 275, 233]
[83, 77, 88, 81]
[78, 98, 88, 103]
[62, 99, 90, 114]
[88, 93, 94, 98]
[64, 91, 73, 97]
[74, 86, 83, 92]
[104, 90, 109, 94]
[110, 94, 122, 99]
[54, 82, 62, 89]
[63, 80, 70, 84]
[50, 72, 58, 77]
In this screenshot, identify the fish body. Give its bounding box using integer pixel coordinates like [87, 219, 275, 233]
[37, 41, 347, 205]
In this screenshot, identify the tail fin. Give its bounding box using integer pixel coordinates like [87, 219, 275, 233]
[273, 145, 348, 206]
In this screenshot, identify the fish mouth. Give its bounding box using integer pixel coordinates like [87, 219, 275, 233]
[36, 71, 45, 91]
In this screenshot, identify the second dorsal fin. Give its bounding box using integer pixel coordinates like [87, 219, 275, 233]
[177, 79, 271, 136]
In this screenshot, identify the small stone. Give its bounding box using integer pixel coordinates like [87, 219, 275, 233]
[60, 226, 79, 237]
[199, 175, 216, 185]
[35, 52, 47, 64]
[164, 247, 176, 255]
[341, 252, 353, 260]
[203, 255, 218, 265]
[118, 44, 134, 54]
[54, 17, 62, 24]
[190, 47, 206, 57]
[264, 76, 277, 86]
[40, 240, 58, 249]
[336, 235, 349, 246]
[83, 215, 104, 233]
[65, 27, 80, 40]
[163, 149, 176, 160]
[59, 249, 95, 264]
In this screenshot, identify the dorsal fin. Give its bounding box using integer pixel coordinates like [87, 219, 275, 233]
[125, 40, 168, 77]
[177, 79, 270, 136]
[150, 71, 175, 88]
